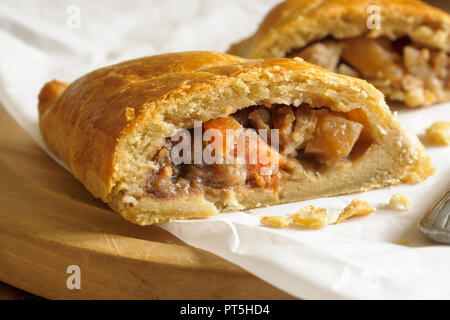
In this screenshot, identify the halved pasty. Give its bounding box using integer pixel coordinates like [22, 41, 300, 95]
[229, 0, 450, 107]
[38, 51, 433, 225]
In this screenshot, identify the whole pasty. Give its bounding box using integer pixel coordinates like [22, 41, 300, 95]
[38, 51, 433, 225]
[229, 0, 450, 108]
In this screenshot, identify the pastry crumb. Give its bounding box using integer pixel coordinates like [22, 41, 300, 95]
[426, 121, 450, 145]
[335, 199, 375, 223]
[261, 216, 290, 228]
[261, 205, 332, 229]
[393, 239, 410, 246]
[260, 200, 375, 230]
[389, 193, 411, 211]
[289, 205, 333, 229]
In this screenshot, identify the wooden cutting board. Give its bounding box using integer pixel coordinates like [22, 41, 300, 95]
[0, 105, 293, 299]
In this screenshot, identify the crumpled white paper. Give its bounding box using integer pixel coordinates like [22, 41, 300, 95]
[0, 0, 449, 299]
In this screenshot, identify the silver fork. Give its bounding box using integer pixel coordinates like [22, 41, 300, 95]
[419, 190, 450, 244]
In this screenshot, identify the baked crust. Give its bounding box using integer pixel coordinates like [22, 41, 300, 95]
[228, 0, 450, 107]
[38, 51, 433, 225]
[229, 0, 450, 59]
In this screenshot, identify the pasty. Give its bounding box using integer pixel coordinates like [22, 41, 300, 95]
[38, 51, 433, 225]
[229, 0, 450, 107]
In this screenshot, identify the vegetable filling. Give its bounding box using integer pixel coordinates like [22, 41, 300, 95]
[287, 36, 450, 107]
[147, 103, 372, 199]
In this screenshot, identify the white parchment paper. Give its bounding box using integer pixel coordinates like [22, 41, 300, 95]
[0, 0, 449, 299]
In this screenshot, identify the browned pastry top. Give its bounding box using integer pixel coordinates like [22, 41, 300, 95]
[38, 50, 432, 217]
[229, 0, 450, 58]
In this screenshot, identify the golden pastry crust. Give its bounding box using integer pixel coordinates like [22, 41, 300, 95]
[39, 51, 433, 225]
[335, 199, 375, 223]
[426, 121, 450, 145]
[261, 199, 376, 229]
[229, 0, 450, 108]
[229, 0, 450, 59]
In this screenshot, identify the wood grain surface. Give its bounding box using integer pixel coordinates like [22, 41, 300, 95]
[0, 282, 41, 300]
[0, 105, 293, 299]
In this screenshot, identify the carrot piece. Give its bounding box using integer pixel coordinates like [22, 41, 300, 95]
[203, 117, 243, 154]
[203, 117, 285, 189]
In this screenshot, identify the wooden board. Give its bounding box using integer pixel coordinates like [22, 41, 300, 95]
[0, 105, 293, 299]
[0, 282, 41, 300]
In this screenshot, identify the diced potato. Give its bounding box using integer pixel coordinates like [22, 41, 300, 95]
[341, 37, 405, 83]
[305, 112, 363, 160]
[345, 109, 373, 143]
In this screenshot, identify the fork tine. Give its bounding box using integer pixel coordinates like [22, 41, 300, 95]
[419, 190, 450, 244]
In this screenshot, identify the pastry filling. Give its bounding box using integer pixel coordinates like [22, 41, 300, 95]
[147, 104, 373, 199]
[287, 36, 450, 107]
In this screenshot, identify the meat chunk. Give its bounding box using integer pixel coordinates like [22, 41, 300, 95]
[248, 107, 272, 134]
[150, 105, 368, 196]
[148, 147, 190, 198]
[288, 35, 449, 107]
[183, 163, 247, 188]
[404, 46, 433, 80]
[271, 105, 296, 154]
[403, 46, 449, 105]
[337, 63, 360, 78]
[341, 37, 449, 107]
[270, 105, 318, 156]
[291, 107, 318, 152]
[289, 40, 343, 72]
[431, 50, 449, 80]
